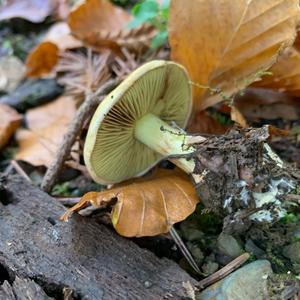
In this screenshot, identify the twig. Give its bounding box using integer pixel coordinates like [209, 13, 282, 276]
[41, 79, 119, 193]
[55, 197, 81, 206]
[197, 252, 250, 290]
[10, 160, 32, 183]
[170, 227, 203, 275]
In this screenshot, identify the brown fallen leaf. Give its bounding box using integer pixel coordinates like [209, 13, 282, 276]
[235, 87, 300, 121]
[187, 111, 229, 134]
[15, 96, 77, 167]
[62, 175, 199, 237]
[0, 0, 69, 23]
[79, 24, 157, 55]
[253, 47, 300, 97]
[68, 0, 131, 40]
[169, 0, 300, 112]
[68, 0, 155, 54]
[26, 42, 59, 77]
[26, 22, 82, 77]
[0, 104, 22, 150]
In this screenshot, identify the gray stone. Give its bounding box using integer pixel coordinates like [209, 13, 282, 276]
[180, 221, 204, 242]
[202, 261, 219, 276]
[217, 233, 244, 258]
[283, 241, 300, 263]
[245, 239, 265, 258]
[0, 79, 63, 112]
[187, 242, 204, 265]
[197, 260, 272, 300]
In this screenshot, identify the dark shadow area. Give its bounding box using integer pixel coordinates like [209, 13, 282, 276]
[0, 263, 14, 285]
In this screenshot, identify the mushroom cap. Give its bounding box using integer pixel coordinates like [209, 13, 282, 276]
[84, 60, 192, 184]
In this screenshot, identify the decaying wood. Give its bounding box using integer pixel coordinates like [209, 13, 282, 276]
[187, 126, 300, 232]
[0, 277, 53, 300]
[0, 175, 196, 299]
[41, 79, 119, 193]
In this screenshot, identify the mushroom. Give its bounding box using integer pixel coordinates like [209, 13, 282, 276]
[84, 60, 204, 184]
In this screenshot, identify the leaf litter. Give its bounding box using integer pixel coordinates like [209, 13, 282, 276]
[0, 0, 300, 295]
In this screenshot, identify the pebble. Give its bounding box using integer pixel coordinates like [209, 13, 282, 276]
[202, 261, 219, 276]
[0, 79, 63, 111]
[283, 241, 300, 263]
[187, 242, 204, 265]
[217, 233, 244, 259]
[197, 260, 272, 300]
[180, 222, 204, 242]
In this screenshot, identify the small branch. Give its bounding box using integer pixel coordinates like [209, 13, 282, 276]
[55, 197, 81, 206]
[41, 79, 119, 193]
[197, 253, 250, 290]
[170, 227, 203, 276]
[11, 160, 32, 183]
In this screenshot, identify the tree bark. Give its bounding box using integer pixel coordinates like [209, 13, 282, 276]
[0, 175, 196, 300]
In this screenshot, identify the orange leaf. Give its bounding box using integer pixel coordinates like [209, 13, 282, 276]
[0, 104, 22, 150]
[68, 0, 131, 41]
[25, 22, 82, 77]
[26, 42, 59, 77]
[188, 111, 229, 134]
[169, 0, 300, 112]
[253, 47, 300, 97]
[77, 24, 157, 54]
[62, 175, 199, 237]
[15, 96, 78, 167]
[68, 0, 154, 54]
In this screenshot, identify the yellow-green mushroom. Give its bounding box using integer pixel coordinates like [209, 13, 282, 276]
[84, 60, 201, 184]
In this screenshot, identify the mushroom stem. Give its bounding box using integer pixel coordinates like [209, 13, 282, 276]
[134, 113, 195, 174]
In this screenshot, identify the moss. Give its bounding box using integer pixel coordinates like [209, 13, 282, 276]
[267, 273, 300, 299]
[296, 185, 300, 195]
[186, 203, 222, 234]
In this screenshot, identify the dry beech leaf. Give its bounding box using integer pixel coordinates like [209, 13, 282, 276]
[0, 104, 22, 150]
[26, 22, 82, 77]
[187, 111, 229, 134]
[169, 0, 300, 112]
[68, 0, 131, 40]
[62, 175, 199, 237]
[253, 47, 300, 97]
[16, 96, 77, 167]
[68, 0, 155, 54]
[26, 42, 59, 77]
[80, 24, 157, 54]
[235, 87, 300, 121]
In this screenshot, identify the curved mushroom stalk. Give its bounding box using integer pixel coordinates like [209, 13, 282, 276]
[135, 113, 198, 174]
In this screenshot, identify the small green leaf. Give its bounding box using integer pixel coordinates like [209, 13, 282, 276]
[150, 30, 168, 49]
[129, 0, 159, 28]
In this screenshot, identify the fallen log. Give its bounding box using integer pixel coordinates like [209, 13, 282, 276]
[0, 175, 196, 299]
[0, 277, 53, 300]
